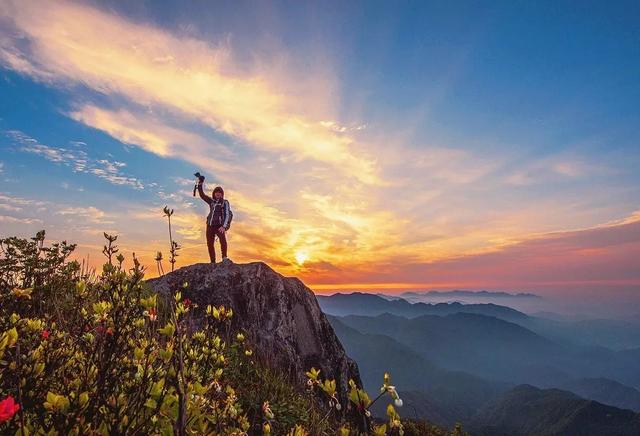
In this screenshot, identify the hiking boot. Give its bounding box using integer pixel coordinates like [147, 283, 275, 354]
[221, 256, 232, 264]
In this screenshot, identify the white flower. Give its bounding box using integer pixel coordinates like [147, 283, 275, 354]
[386, 385, 397, 395]
[212, 380, 222, 392]
[394, 398, 403, 407]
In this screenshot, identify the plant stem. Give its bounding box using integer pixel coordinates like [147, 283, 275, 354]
[367, 390, 386, 408]
[16, 341, 26, 434]
[173, 301, 187, 435]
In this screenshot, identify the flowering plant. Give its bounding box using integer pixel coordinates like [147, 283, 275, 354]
[0, 231, 429, 435]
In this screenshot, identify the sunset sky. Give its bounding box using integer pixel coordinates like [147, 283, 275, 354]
[1, 1, 639, 306]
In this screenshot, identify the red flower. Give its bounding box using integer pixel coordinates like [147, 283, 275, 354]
[106, 327, 114, 335]
[95, 325, 105, 334]
[183, 298, 192, 308]
[0, 396, 20, 423]
[41, 330, 50, 340]
[147, 308, 158, 321]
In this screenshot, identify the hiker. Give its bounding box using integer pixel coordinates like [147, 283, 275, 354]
[196, 176, 232, 264]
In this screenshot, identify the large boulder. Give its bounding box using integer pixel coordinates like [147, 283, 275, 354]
[146, 261, 362, 409]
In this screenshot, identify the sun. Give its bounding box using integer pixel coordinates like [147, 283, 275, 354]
[294, 250, 309, 265]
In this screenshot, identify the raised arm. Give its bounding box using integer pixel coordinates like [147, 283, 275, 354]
[197, 182, 212, 204]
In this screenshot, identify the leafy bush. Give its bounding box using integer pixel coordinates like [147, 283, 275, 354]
[0, 231, 461, 435]
[1, 231, 254, 434]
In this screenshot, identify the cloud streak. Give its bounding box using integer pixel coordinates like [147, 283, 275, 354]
[5, 130, 146, 189]
[1, 0, 637, 301]
[0, 0, 379, 184]
[308, 210, 640, 293]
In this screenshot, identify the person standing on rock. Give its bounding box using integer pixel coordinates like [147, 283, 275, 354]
[196, 175, 233, 265]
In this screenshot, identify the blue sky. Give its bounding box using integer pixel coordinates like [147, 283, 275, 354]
[0, 0, 639, 313]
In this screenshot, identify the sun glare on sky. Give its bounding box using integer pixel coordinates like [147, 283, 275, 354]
[0, 1, 638, 298]
[294, 250, 309, 265]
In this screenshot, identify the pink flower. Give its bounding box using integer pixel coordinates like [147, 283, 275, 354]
[41, 330, 50, 340]
[0, 396, 20, 423]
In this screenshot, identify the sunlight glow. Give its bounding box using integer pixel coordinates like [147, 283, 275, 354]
[294, 250, 309, 265]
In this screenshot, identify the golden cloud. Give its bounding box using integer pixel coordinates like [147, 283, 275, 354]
[0, 0, 379, 184]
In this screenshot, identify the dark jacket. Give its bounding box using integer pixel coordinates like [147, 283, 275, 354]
[197, 184, 231, 228]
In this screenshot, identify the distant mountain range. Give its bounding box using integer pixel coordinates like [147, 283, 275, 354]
[555, 378, 640, 413]
[468, 384, 640, 436]
[335, 311, 640, 389]
[524, 316, 640, 351]
[317, 292, 528, 322]
[337, 312, 567, 385]
[374, 290, 544, 310]
[328, 313, 640, 433]
[321, 292, 640, 434]
[399, 290, 542, 299]
[327, 315, 511, 426]
[318, 292, 640, 350]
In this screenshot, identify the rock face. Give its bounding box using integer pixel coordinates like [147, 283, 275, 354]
[146, 261, 362, 408]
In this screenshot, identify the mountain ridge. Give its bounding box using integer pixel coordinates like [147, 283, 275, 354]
[317, 292, 529, 322]
[469, 384, 640, 435]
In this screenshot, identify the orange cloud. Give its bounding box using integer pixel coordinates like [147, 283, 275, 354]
[2, 0, 635, 294]
[303, 210, 640, 294]
[0, 0, 379, 184]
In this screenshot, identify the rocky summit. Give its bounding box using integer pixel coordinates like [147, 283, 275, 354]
[146, 261, 362, 409]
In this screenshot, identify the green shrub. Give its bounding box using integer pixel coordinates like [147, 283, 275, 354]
[0, 231, 462, 435]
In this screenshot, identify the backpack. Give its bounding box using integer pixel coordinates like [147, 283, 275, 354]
[224, 200, 233, 230]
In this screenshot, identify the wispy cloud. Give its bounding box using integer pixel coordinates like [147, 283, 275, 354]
[0, 194, 114, 229]
[171, 176, 195, 187]
[0, 215, 43, 225]
[1, 0, 636, 294]
[0, 193, 47, 225]
[309, 209, 640, 292]
[69, 106, 237, 176]
[5, 130, 146, 189]
[0, 203, 21, 212]
[0, 0, 379, 184]
[504, 153, 613, 186]
[55, 206, 114, 225]
[0, 193, 46, 207]
[0, 0, 530, 274]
